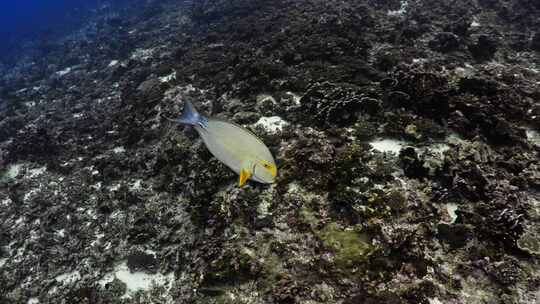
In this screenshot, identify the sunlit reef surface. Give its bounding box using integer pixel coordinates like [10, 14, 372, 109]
[1, 0, 540, 303]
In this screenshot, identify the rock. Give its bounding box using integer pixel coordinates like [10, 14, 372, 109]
[103, 278, 127, 298]
[429, 32, 461, 52]
[232, 111, 261, 124]
[296, 82, 381, 127]
[399, 147, 429, 179]
[486, 256, 524, 286]
[437, 223, 472, 248]
[468, 34, 498, 61]
[127, 250, 158, 273]
[137, 77, 165, 103]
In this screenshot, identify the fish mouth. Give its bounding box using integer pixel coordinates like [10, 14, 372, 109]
[268, 165, 277, 178]
[257, 160, 277, 178]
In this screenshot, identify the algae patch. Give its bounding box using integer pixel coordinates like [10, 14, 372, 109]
[318, 223, 374, 273]
[517, 230, 540, 256]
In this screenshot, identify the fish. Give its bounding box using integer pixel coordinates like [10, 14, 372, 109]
[168, 101, 277, 186]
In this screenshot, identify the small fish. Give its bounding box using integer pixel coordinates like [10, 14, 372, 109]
[168, 101, 277, 186]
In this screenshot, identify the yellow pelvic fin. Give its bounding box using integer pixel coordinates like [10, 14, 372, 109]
[239, 168, 252, 186]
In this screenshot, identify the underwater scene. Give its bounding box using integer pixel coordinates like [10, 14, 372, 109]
[1, 0, 540, 303]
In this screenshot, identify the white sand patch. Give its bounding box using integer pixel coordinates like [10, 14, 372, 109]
[454, 65, 476, 79]
[370, 139, 406, 154]
[130, 48, 155, 61]
[108, 60, 119, 67]
[159, 71, 176, 83]
[446, 203, 459, 224]
[1, 197, 12, 207]
[3, 164, 23, 180]
[91, 232, 105, 247]
[113, 146, 126, 154]
[55, 229, 65, 238]
[470, 16, 481, 27]
[99, 262, 175, 298]
[427, 143, 450, 155]
[27, 298, 39, 304]
[15, 216, 25, 225]
[526, 128, 540, 145]
[86, 208, 97, 220]
[372, 133, 462, 155]
[0, 258, 7, 268]
[254, 116, 289, 133]
[109, 183, 122, 191]
[55, 67, 72, 77]
[55, 270, 81, 285]
[27, 166, 47, 178]
[285, 91, 301, 105]
[23, 189, 39, 203]
[256, 94, 276, 104]
[388, 0, 408, 16]
[130, 179, 143, 191]
[428, 298, 443, 304]
[446, 132, 465, 144]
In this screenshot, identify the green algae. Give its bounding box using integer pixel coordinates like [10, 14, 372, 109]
[318, 222, 374, 273]
[299, 205, 320, 229]
[517, 229, 540, 256]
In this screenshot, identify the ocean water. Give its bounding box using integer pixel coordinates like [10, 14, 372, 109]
[0, 1, 109, 64]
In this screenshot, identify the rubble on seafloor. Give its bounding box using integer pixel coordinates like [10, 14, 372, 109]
[1, 0, 540, 303]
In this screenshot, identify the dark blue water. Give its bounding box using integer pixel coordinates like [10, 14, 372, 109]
[0, 1, 101, 63]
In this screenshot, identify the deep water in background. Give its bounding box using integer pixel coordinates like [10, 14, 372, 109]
[0, 0, 101, 65]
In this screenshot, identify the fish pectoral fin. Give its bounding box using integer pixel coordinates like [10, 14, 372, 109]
[239, 168, 252, 186]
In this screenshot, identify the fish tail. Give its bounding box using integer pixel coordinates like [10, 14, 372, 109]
[173, 101, 204, 126]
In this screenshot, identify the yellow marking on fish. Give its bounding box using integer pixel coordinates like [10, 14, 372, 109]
[259, 160, 277, 177]
[239, 168, 251, 186]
